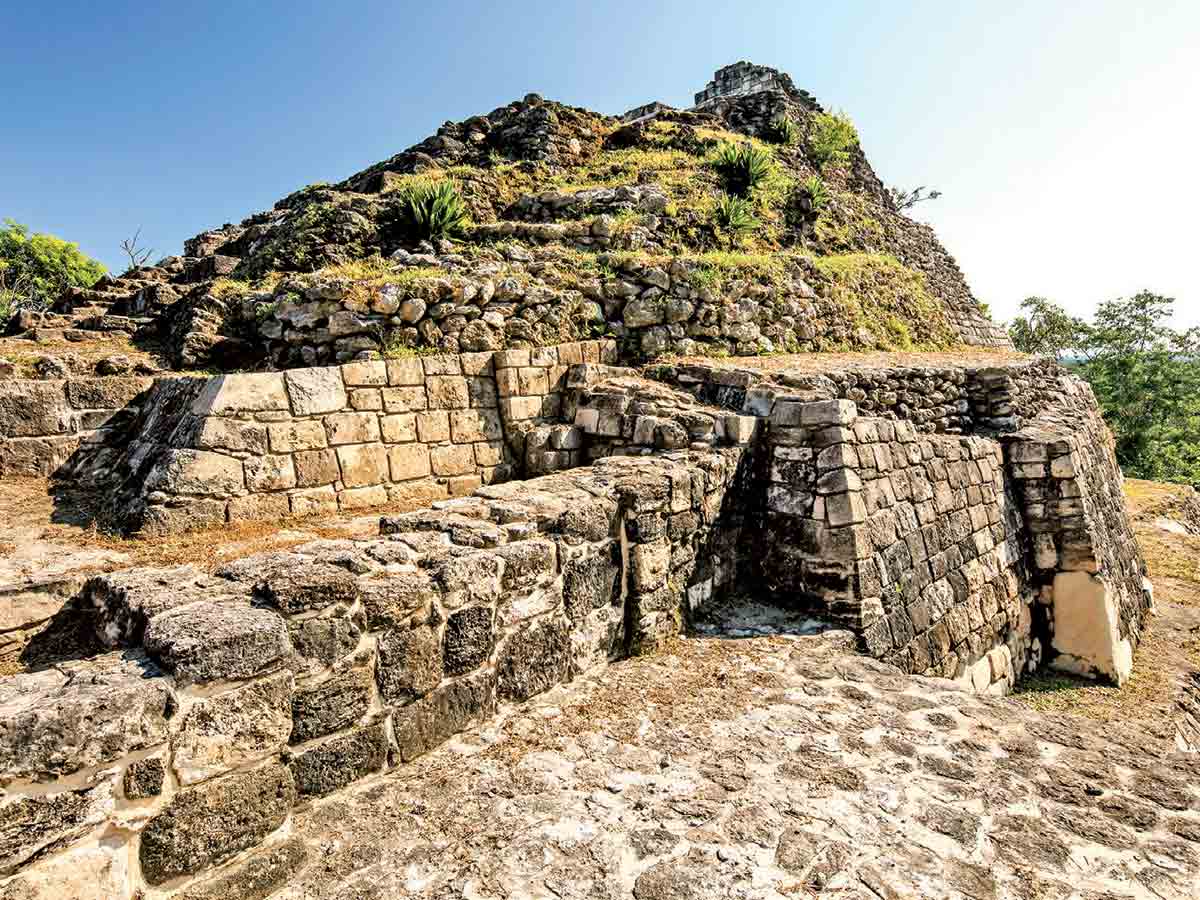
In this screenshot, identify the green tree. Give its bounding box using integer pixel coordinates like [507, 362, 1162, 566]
[1008, 296, 1085, 359]
[0, 219, 106, 319]
[807, 111, 859, 171]
[1076, 291, 1200, 484]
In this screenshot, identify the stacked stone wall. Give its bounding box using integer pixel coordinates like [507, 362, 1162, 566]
[115, 341, 616, 534]
[759, 398, 1034, 693]
[0, 375, 154, 477]
[0, 450, 745, 898]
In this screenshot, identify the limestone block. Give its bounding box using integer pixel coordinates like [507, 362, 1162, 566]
[474, 441, 504, 466]
[382, 386, 428, 413]
[324, 411, 381, 445]
[494, 348, 530, 369]
[171, 671, 294, 785]
[391, 671, 496, 763]
[83, 565, 218, 647]
[349, 387, 383, 411]
[145, 448, 245, 497]
[144, 602, 290, 687]
[630, 539, 670, 592]
[339, 485, 389, 510]
[267, 419, 327, 453]
[495, 367, 520, 395]
[1050, 571, 1134, 685]
[342, 359, 387, 386]
[416, 410, 450, 442]
[380, 413, 417, 443]
[244, 454, 297, 492]
[336, 443, 388, 488]
[284, 367, 348, 416]
[443, 606, 495, 675]
[496, 616, 571, 702]
[294, 448, 339, 487]
[0, 834, 131, 899]
[427, 376, 470, 410]
[256, 561, 360, 614]
[0, 652, 172, 784]
[501, 396, 543, 421]
[290, 668, 372, 744]
[386, 478, 448, 507]
[562, 549, 620, 622]
[65, 376, 152, 409]
[138, 764, 296, 884]
[826, 492, 867, 527]
[389, 444, 431, 481]
[376, 625, 443, 705]
[170, 839, 308, 900]
[431, 443, 475, 476]
[448, 474, 483, 496]
[288, 722, 387, 798]
[288, 611, 361, 674]
[195, 417, 269, 454]
[385, 357, 424, 386]
[124, 756, 165, 799]
[290, 485, 338, 516]
[450, 409, 503, 443]
[193, 372, 289, 415]
[0, 784, 116, 878]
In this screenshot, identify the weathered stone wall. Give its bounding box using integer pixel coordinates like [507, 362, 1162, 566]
[0, 450, 746, 898]
[0, 376, 154, 477]
[758, 398, 1034, 694]
[1002, 377, 1152, 684]
[114, 341, 616, 534]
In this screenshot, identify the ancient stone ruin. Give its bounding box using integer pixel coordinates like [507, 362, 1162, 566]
[0, 64, 1189, 899]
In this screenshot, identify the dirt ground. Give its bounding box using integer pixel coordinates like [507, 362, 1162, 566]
[1012, 479, 1200, 747]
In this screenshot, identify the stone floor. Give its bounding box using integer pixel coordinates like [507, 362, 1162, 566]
[191, 602, 1200, 900]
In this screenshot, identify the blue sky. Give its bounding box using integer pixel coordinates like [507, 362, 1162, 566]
[3, 0, 1198, 326]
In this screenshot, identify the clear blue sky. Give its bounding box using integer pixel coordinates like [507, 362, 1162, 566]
[3, 0, 1197, 326]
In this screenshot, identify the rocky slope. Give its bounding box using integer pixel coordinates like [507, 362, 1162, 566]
[20, 64, 1008, 372]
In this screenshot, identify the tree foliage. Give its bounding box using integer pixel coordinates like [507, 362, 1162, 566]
[0, 219, 106, 319]
[1077, 292, 1200, 484]
[1012, 292, 1200, 484]
[1008, 295, 1085, 359]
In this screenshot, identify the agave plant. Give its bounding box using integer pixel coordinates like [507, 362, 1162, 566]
[711, 142, 774, 198]
[763, 114, 798, 146]
[803, 174, 830, 212]
[712, 193, 758, 244]
[398, 179, 469, 241]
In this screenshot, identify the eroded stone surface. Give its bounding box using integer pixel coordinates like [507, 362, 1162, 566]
[139, 764, 296, 885]
[240, 626, 1199, 899]
[0, 652, 171, 784]
[143, 602, 290, 686]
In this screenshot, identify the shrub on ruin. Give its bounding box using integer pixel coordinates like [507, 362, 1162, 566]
[0, 219, 106, 319]
[803, 175, 830, 212]
[395, 179, 470, 242]
[711, 142, 774, 198]
[711, 194, 758, 244]
[763, 114, 798, 146]
[808, 111, 859, 171]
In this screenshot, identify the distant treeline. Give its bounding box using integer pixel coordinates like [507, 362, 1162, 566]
[1009, 292, 1200, 485]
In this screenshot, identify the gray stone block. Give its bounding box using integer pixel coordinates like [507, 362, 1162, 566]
[288, 722, 387, 798]
[0, 651, 172, 783]
[139, 764, 296, 884]
[291, 669, 372, 744]
[497, 616, 572, 702]
[443, 606, 495, 675]
[376, 626, 443, 705]
[144, 602, 290, 687]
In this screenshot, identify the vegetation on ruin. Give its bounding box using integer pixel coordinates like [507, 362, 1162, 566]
[762, 113, 799, 146]
[812, 253, 955, 350]
[0, 219, 106, 321]
[807, 110, 859, 171]
[391, 178, 471, 241]
[711, 142, 775, 198]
